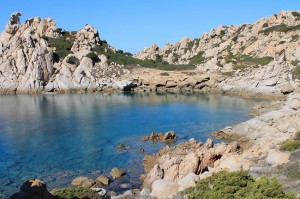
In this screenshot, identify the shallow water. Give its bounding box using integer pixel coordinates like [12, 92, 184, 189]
[0, 93, 264, 197]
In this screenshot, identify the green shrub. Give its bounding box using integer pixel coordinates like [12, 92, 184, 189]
[291, 60, 300, 66]
[183, 170, 296, 199]
[259, 24, 300, 35]
[291, 35, 300, 42]
[86, 52, 99, 63]
[51, 187, 103, 199]
[92, 43, 195, 70]
[223, 71, 235, 77]
[284, 163, 300, 180]
[292, 12, 300, 20]
[281, 140, 300, 151]
[292, 66, 300, 80]
[160, 72, 170, 76]
[189, 51, 206, 65]
[225, 54, 273, 70]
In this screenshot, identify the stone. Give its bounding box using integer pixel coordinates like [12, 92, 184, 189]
[265, 149, 291, 166]
[11, 179, 55, 199]
[151, 179, 179, 199]
[71, 176, 89, 186]
[178, 153, 199, 179]
[281, 83, 295, 94]
[140, 148, 145, 153]
[96, 175, 110, 185]
[82, 179, 96, 188]
[110, 168, 125, 179]
[177, 173, 200, 191]
[162, 131, 176, 141]
[90, 188, 106, 196]
[71, 177, 95, 188]
[116, 144, 126, 150]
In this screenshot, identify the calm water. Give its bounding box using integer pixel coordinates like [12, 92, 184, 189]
[0, 93, 264, 197]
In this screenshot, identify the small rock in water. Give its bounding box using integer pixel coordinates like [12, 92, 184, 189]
[96, 175, 110, 185]
[120, 183, 132, 189]
[110, 168, 125, 179]
[140, 148, 145, 153]
[71, 176, 95, 188]
[116, 144, 126, 150]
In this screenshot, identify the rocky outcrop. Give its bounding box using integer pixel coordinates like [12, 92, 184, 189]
[0, 13, 135, 94]
[10, 179, 55, 199]
[142, 138, 238, 191]
[134, 11, 300, 98]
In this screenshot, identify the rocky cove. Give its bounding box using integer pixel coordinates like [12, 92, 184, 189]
[0, 9, 300, 199]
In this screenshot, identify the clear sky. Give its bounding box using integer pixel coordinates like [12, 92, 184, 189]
[0, 0, 299, 53]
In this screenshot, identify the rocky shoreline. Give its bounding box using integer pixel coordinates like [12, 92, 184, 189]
[10, 92, 300, 199]
[3, 10, 300, 199]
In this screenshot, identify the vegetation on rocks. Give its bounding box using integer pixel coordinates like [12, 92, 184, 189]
[281, 140, 300, 151]
[292, 11, 300, 21]
[45, 31, 76, 60]
[292, 66, 300, 80]
[259, 24, 300, 35]
[189, 51, 206, 65]
[223, 53, 273, 70]
[160, 72, 170, 76]
[92, 42, 195, 70]
[51, 187, 103, 199]
[183, 170, 296, 199]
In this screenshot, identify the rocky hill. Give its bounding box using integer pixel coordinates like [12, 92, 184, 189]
[134, 11, 300, 98]
[0, 12, 140, 94]
[1, 11, 300, 97]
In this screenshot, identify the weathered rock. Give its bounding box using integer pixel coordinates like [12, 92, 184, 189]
[10, 179, 55, 199]
[96, 175, 110, 185]
[177, 173, 200, 191]
[71, 177, 89, 186]
[110, 168, 125, 179]
[265, 150, 291, 166]
[151, 179, 179, 199]
[281, 83, 294, 94]
[178, 153, 199, 179]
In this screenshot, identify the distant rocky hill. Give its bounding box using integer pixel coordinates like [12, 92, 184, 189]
[134, 11, 300, 98]
[1, 11, 300, 96]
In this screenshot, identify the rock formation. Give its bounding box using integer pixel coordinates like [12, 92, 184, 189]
[133, 11, 300, 98]
[0, 13, 135, 94]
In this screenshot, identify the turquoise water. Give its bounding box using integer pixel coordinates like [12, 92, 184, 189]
[0, 93, 263, 197]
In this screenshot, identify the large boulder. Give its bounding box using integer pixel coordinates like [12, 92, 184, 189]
[265, 149, 290, 166]
[10, 179, 55, 199]
[151, 179, 179, 199]
[110, 168, 125, 179]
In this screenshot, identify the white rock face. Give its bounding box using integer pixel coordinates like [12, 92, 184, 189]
[265, 150, 291, 166]
[151, 179, 179, 199]
[0, 13, 134, 93]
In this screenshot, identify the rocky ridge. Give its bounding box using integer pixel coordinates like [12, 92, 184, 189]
[0, 12, 135, 94]
[133, 11, 300, 98]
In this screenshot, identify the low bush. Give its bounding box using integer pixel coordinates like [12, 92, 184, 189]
[51, 187, 103, 199]
[292, 66, 300, 80]
[183, 170, 296, 199]
[292, 12, 300, 20]
[281, 139, 300, 151]
[160, 72, 170, 76]
[189, 51, 206, 65]
[224, 53, 273, 70]
[259, 24, 300, 35]
[291, 35, 300, 42]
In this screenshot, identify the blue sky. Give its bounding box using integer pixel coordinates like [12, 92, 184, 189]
[0, 1, 299, 53]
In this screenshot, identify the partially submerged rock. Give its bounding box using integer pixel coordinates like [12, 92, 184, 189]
[96, 175, 110, 185]
[141, 131, 177, 142]
[71, 176, 95, 188]
[10, 179, 55, 199]
[110, 168, 125, 179]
